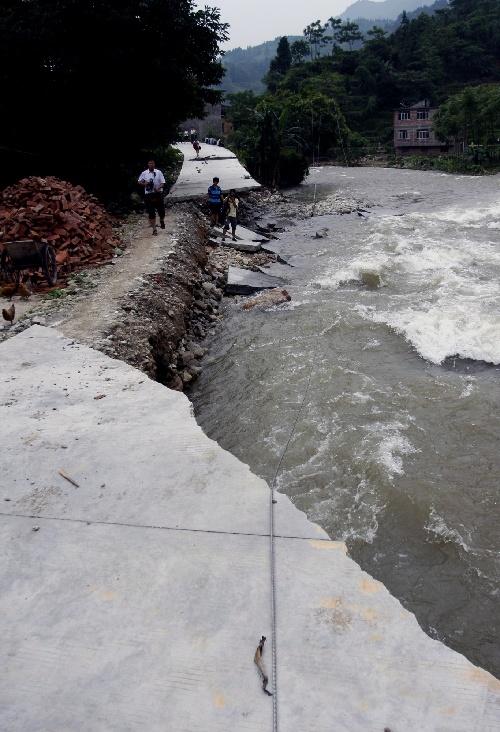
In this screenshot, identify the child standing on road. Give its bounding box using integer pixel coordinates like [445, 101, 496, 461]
[206, 177, 223, 228]
[221, 189, 239, 242]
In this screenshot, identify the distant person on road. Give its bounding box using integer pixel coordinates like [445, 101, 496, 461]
[206, 177, 223, 227]
[183, 129, 189, 142]
[137, 158, 166, 236]
[221, 189, 239, 242]
[190, 127, 197, 142]
[192, 138, 201, 157]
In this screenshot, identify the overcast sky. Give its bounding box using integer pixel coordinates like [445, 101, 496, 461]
[195, 1, 359, 50]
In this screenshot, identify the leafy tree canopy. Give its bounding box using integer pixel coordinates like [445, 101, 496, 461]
[433, 83, 500, 147]
[270, 37, 292, 76]
[290, 40, 310, 66]
[264, 36, 293, 92]
[0, 0, 228, 202]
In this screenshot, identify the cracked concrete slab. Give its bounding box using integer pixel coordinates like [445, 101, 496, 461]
[168, 142, 260, 200]
[1, 325, 499, 731]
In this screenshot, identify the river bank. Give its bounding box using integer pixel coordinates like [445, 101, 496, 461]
[2, 164, 500, 729]
[1, 184, 363, 391]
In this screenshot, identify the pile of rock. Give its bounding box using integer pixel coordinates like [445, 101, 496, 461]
[0, 176, 122, 284]
[208, 241, 275, 273]
[241, 187, 364, 222]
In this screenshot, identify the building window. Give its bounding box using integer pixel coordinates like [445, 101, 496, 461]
[397, 130, 409, 139]
[417, 129, 430, 139]
[398, 111, 410, 120]
[417, 110, 429, 120]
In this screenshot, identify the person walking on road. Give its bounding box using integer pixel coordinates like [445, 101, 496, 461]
[138, 158, 166, 236]
[221, 189, 239, 242]
[192, 138, 201, 158]
[206, 177, 223, 228]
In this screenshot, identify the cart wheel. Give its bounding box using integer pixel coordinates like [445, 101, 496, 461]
[1, 249, 20, 285]
[41, 243, 57, 286]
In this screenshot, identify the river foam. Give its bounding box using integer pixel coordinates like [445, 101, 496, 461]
[314, 201, 500, 364]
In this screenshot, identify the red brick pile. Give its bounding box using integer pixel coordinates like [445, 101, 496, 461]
[0, 176, 122, 284]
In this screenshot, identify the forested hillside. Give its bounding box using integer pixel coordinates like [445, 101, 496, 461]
[223, 0, 500, 185]
[340, 0, 432, 21]
[222, 0, 447, 94]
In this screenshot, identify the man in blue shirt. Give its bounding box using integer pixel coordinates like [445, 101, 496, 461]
[206, 177, 223, 228]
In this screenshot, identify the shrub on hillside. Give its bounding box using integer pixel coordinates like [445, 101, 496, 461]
[279, 149, 309, 186]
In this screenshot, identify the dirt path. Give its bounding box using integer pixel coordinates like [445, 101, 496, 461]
[1, 206, 187, 343]
[51, 209, 182, 344]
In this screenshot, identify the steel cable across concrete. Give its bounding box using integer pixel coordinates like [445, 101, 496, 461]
[268, 361, 316, 732]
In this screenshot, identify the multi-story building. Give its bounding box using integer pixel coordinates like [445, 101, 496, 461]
[393, 99, 456, 156]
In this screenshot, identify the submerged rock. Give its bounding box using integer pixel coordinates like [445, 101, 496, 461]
[242, 288, 291, 310]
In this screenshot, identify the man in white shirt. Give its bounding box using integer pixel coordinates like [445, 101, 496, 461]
[137, 158, 166, 236]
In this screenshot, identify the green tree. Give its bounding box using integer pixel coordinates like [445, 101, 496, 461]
[0, 0, 228, 204]
[270, 36, 292, 75]
[296, 92, 350, 159]
[337, 22, 364, 51]
[296, 72, 346, 101]
[354, 65, 376, 95]
[290, 39, 310, 65]
[433, 84, 500, 148]
[224, 90, 260, 153]
[364, 26, 391, 61]
[243, 102, 304, 186]
[265, 90, 350, 160]
[328, 17, 343, 53]
[264, 36, 292, 92]
[448, 0, 478, 19]
[225, 91, 260, 129]
[303, 21, 327, 60]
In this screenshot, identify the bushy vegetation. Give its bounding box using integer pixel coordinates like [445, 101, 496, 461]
[388, 153, 497, 175]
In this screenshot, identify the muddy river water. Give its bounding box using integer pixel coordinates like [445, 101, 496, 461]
[190, 166, 500, 679]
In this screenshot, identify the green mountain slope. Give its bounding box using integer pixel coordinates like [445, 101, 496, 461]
[221, 0, 447, 95]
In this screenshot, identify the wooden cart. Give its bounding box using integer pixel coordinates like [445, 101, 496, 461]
[1, 239, 58, 286]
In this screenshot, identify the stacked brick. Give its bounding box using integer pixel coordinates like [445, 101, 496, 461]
[0, 176, 121, 282]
